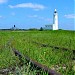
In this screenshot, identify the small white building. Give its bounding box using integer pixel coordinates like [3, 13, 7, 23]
[44, 25, 53, 30]
[44, 9, 58, 30]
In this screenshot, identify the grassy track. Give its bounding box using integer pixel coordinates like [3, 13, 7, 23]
[0, 30, 75, 75]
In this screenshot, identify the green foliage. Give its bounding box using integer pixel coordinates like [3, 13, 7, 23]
[39, 27, 43, 31]
[28, 28, 38, 31]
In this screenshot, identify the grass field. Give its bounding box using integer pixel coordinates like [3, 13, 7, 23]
[0, 30, 75, 75]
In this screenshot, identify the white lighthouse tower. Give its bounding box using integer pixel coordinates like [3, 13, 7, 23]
[53, 9, 58, 30]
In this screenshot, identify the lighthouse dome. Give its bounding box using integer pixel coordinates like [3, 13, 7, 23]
[54, 9, 57, 13]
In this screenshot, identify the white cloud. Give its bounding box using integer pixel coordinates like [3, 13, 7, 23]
[0, 0, 7, 4]
[46, 18, 51, 21]
[11, 12, 15, 16]
[0, 16, 3, 18]
[28, 15, 50, 22]
[39, 17, 50, 21]
[28, 15, 38, 18]
[64, 14, 75, 18]
[9, 3, 46, 10]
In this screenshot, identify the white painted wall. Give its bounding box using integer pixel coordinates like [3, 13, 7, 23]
[53, 9, 58, 30]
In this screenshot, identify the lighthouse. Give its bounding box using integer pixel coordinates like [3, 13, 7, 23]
[43, 9, 59, 30]
[53, 9, 58, 30]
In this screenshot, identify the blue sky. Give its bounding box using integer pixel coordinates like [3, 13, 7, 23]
[0, 0, 75, 30]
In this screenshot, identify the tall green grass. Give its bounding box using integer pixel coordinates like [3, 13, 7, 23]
[0, 30, 75, 75]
